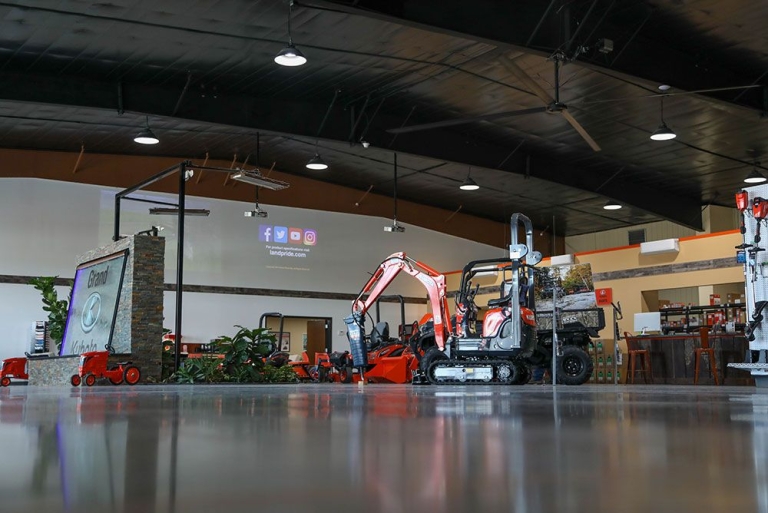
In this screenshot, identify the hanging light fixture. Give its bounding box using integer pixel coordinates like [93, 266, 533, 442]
[274, 0, 307, 67]
[603, 200, 622, 210]
[306, 147, 328, 170]
[134, 115, 159, 145]
[650, 94, 676, 141]
[459, 168, 480, 191]
[745, 162, 767, 184]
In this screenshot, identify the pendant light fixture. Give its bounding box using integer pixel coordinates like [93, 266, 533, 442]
[745, 161, 767, 184]
[134, 115, 159, 145]
[305, 89, 340, 171]
[274, 0, 307, 67]
[384, 153, 405, 232]
[459, 168, 480, 191]
[650, 93, 677, 141]
[603, 200, 622, 210]
[306, 149, 328, 170]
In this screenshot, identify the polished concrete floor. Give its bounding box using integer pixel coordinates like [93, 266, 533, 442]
[1, 383, 767, 513]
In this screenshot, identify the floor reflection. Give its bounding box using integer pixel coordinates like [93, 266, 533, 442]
[0, 385, 766, 513]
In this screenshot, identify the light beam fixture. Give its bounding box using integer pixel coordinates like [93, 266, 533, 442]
[603, 200, 622, 210]
[149, 208, 210, 216]
[306, 151, 328, 170]
[459, 168, 480, 191]
[230, 169, 290, 190]
[134, 116, 159, 145]
[650, 91, 677, 141]
[274, 0, 307, 67]
[745, 166, 767, 184]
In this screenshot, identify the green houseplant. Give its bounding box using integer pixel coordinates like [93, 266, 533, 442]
[29, 276, 69, 355]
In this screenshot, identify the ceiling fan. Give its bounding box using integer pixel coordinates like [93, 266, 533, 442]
[387, 53, 602, 152]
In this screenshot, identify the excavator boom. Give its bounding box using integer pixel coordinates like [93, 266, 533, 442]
[345, 252, 451, 368]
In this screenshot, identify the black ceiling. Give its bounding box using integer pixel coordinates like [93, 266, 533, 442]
[0, 0, 766, 235]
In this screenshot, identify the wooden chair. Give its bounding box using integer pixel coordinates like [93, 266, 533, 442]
[624, 332, 652, 384]
[694, 327, 720, 385]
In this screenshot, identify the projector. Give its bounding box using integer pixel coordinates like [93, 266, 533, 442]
[244, 209, 268, 218]
[384, 222, 405, 233]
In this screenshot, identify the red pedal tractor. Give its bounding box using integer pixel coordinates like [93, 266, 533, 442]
[70, 351, 141, 387]
[1, 357, 29, 386]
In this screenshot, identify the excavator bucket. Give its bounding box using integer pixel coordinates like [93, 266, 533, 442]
[344, 313, 368, 367]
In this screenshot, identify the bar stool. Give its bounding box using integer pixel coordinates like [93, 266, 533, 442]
[624, 332, 652, 384]
[694, 327, 720, 385]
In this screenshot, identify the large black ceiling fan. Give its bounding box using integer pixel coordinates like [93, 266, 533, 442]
[388, 53, 602, 152]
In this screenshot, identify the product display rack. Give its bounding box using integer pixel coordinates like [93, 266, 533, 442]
[659, 304, 746, 334]
[587, 340, 618, 384]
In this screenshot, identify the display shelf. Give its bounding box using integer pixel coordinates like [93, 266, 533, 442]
[659, 303, 746, 334]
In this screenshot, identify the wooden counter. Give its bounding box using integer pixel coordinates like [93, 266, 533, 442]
[623, 332, 754, 386]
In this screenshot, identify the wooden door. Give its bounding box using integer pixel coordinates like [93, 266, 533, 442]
[306, 320, 328, 363]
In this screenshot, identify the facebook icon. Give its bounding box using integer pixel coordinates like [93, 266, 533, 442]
[258, 225, 272, 242]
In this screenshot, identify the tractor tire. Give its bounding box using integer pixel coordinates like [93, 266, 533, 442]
[419, 346, 448, 382]
[85, 374, 96, 387]
[1, 377, 10, 387]
[123, 366, 141, 385]
[71, 375, 81, 387]
[556, 346, 593, 385]
[108, 370, 124, 386]
[339, 365, 353, 384]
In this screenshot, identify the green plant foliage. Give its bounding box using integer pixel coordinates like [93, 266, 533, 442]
[173, 356, 224, 384]
[214, 326, 277, 371]
[29, 276, 70, 355]
[169, 326, 296, 384]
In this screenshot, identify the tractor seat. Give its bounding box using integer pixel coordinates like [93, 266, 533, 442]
[487, 295, 511, 308]
[369, 322, 390, 347]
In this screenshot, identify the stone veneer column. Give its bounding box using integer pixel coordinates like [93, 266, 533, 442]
[75, 235, 165, 382]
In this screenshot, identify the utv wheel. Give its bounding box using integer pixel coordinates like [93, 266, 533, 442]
[513, 364, 531, 385]
[1, 377, 10, 387]
[71, 375, 81, 387]
[556, 346, 593, 386]
[339, 365, 353, 384]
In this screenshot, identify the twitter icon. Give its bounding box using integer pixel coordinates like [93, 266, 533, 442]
[274, 226, 288, 243]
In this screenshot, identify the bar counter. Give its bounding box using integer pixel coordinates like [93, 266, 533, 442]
[623, 332, 754, 386]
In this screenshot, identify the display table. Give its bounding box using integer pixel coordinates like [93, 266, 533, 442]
[623, 333, 754, 385]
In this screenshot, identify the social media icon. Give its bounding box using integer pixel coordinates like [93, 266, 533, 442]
[258, 225, 272, 242]
[274, 226, 288, 243]
[288, 228, 303, 244]
[304, 229, 317, 246]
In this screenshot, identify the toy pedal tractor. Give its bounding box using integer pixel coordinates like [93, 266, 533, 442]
[70, 350, 141, 387]
[1, 357, 29, 386]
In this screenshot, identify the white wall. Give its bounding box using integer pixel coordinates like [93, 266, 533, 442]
[0, 178, 503, 359]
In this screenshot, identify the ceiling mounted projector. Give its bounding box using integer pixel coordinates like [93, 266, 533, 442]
[384, 221, 405, 233]
[244, 208, 268, 218]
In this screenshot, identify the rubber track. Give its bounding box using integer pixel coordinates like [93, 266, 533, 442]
[427, 360, 521, 385]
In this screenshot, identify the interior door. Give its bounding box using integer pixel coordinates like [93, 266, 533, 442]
[306, 320, 327, 363]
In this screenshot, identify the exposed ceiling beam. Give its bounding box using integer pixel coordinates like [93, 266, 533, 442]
[0, 70, 703, 229]
[311, 0, 765, 113]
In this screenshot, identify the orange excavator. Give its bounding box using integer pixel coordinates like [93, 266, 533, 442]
[345, 213, 543, 384]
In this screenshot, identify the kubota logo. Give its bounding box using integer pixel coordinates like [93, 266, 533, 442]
[81, 292, 102, 333]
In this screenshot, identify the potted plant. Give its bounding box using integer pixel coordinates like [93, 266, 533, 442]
[29, 276, 69, 355]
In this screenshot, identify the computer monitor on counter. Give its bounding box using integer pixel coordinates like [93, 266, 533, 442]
[634, 312, 662, 335]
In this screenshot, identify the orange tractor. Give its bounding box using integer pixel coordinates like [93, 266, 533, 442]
[0, 357, 29, 386]
[70, 350, 141, 386]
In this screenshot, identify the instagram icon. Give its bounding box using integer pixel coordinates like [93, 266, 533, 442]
[304, 229, 317, 246]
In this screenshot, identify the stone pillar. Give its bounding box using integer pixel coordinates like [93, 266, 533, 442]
[75, 235, 165, 382]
